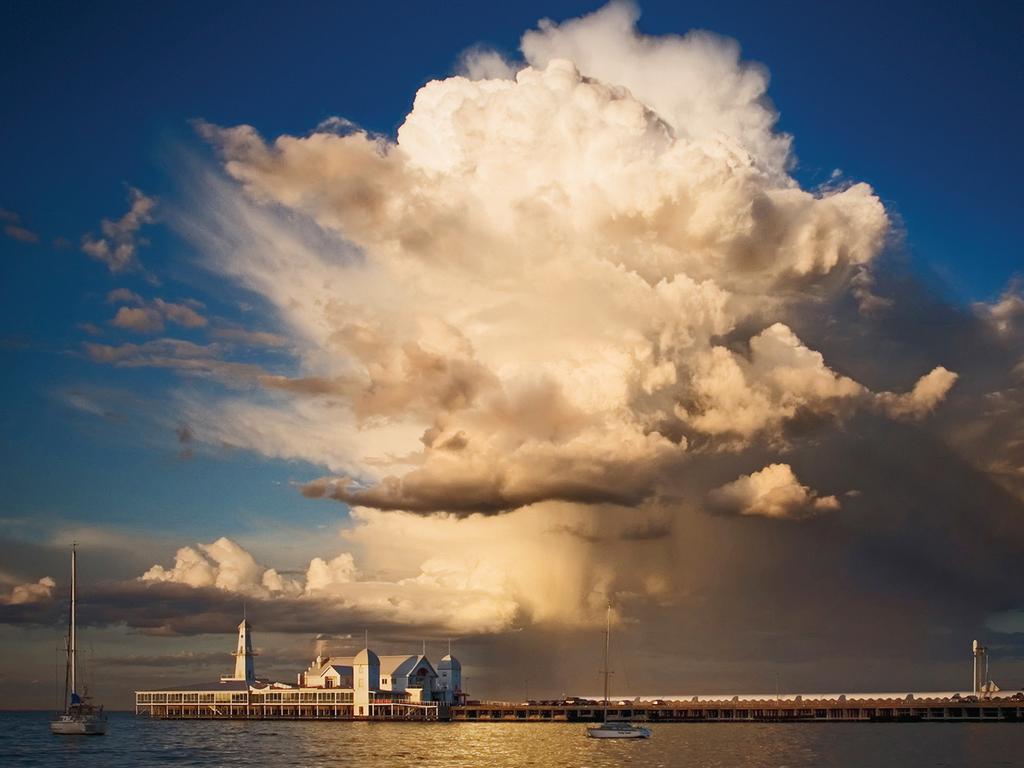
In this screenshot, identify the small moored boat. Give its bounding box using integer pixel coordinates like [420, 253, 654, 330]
[587, 720, 652, 739]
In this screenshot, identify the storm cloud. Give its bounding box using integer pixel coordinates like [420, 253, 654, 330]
[166, 1, 963, 524]
[6, 2, 1022, 701]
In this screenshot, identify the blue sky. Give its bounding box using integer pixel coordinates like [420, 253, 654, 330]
[2, 1, 1023, 706]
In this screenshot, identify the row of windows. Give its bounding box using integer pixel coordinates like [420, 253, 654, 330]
[137, 693, 236, 704]
[137, 691, 356, 704]
[254, 692, 354, 704]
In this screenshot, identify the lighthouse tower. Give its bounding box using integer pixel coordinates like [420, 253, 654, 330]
[437, 641, 462, 704]
[222, 618, 257, 683]
[353, 646, 380, 717]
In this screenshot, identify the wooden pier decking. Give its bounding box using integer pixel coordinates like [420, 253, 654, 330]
[136, 689, 1024, 723]
[451, 694, 1024, 723]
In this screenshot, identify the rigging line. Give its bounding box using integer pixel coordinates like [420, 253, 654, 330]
[86, 638, 96, 697]
[54, 645, 60, 713]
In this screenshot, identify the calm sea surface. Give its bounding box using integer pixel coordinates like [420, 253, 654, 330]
[0, 712, 1021, 767]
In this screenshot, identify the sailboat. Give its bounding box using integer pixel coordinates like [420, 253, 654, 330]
[586, 603, 651, 739]
[51, 544, 107, 735]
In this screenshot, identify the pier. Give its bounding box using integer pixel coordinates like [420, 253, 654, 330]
[135, 622, 1023, 723]
[451, 694, 1024, 723]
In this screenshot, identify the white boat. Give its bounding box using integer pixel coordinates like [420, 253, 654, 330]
[50, 544, 107, 736]
[50, 711, 107, 736]
[586, 603, 651, 740]
[587, 720, 652, 739]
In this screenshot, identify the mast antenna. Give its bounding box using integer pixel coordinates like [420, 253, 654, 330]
[603, 601, 611, 706]
[70, 542, 77, 704]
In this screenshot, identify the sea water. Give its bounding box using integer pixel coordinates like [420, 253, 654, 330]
[0, 711, 1020, 767]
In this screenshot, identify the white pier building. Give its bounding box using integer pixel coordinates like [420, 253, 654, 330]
[135, 618, 466, 720]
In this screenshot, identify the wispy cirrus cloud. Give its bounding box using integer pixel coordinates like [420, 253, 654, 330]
[81, 338, 265, 384]
[209, 325, 289, 348]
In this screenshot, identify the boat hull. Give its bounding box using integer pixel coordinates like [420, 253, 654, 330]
[587, 726, 651, 739]
[50, 717, 107, 735]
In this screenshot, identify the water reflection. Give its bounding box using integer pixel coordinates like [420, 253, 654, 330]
[1, 713, 1021, 768]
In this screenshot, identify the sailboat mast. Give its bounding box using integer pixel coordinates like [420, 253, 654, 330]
[62, 615, 70, 711]
[70, 544, 76, 700]
[603, 602, 611, 705]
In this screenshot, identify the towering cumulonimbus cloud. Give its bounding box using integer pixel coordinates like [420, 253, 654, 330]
[3, 5, 1020, 677]
[178, 1, 954, 520]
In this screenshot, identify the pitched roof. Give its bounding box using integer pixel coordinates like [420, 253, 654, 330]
[379, 654, 437, 678]
[439, 654, 461, 670]
[315, 655, 353, 670]
[354, 648, 380, 665]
